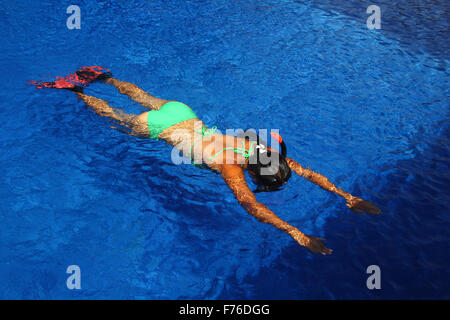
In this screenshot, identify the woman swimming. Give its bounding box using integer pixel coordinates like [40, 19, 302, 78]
[30, 66, 381, 255]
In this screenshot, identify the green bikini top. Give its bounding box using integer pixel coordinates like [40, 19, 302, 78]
[189, 126, 256, 167]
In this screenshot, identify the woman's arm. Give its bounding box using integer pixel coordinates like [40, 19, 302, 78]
[285, 158, 381, 215]
[221, 164, 332, 255]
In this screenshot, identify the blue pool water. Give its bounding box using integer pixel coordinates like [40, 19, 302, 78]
[0, 0, 448, 299]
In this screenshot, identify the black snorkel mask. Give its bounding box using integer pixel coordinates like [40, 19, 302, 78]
[240, 130, 291, 192]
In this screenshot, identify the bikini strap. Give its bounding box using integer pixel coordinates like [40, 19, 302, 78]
[208, 140, 256, 167]
[189, 126, 217, 161]
[190, 126, 256, 167]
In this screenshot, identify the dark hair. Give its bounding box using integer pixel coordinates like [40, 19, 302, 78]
[244, 131, 292, 192]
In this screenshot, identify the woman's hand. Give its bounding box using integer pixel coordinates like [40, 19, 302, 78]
[346, 197, 381, 215]
[304, 236, 333, 255]
[289, 229, 333, 255]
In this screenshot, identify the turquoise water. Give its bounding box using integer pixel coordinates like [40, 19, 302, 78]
[0, 0, 448, 299]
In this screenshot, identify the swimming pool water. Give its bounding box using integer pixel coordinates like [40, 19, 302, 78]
[0, 0, 448, 299]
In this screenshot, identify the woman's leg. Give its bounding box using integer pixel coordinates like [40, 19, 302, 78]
[75, 92, 149, 137]
[76, 92, 129, 120]
[103, 78, 169, 110]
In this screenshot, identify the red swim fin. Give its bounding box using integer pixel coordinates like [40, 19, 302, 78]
[28, 66, 112, 92]
[28, 77, 84, 92]
[75, 66, 112, 84]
